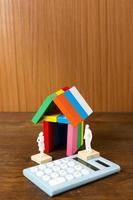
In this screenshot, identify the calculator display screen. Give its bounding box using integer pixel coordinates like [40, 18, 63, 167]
[73, 157, 99, 171]
[96, 160, 110, 167]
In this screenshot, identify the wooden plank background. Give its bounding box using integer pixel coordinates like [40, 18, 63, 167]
[0, 0, 133, 112]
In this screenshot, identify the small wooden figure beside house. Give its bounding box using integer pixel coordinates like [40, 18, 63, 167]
[78, 124, 100, 160]
[31, 86, 93, 163]
[31, 131, 52, 164]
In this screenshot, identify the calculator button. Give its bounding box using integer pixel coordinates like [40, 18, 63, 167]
[82, 169, 90, 175]
[68, 161, 75, 167]
[46, 162, 54, 168]
[45, 168, 52, 174]
[42, 175, 50, 181]
[59, 170, 66, 176]
[65, 174, 74, 181]
[61, 164, 67, 169]
[49, 177, 66, 186]
[51, 172, 59, 178]
[53, 166, 60, 172]
[36, 171, 44, 177]
[62, 158, 69, 163]
[74, 171, 82, 178]
[74, 165, 82, 171]
[39, 165, 47, 171]
[54, 160, 61, 165]
[67, 167, 74, 173]
[38, 164, 45, 170]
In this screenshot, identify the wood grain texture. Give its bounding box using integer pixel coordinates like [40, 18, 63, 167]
[0, 112, 133, 200]
[0, 0, 133, 112]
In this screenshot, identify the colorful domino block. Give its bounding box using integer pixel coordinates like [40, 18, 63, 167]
[66, 124, 78, 156]
[43, 121, 54, 153]
[62, 86, 70, 91]
[53, 123, 60, 148]
[58, 123, 68, 145]
[64, 90, 88, 119]
[55, 89, 64, 95]
[32, 93, 57, 124]
[81, 121, 84, 145]
[77, 122, 82, 149]
[57, 114, 70, 124]
[77, 121, 84, 149]
[53, 123, 68, 148]
[43, 114, 60, 122]
[54, 94, 82, 126]
[69, 86, 93, 117]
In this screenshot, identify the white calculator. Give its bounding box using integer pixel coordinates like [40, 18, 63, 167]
[23, 155, 120, 196]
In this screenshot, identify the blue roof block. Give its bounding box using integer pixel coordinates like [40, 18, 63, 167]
[64, 90, 88, 120]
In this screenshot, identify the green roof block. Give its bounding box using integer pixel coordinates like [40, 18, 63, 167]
[32, 93, 57, 124]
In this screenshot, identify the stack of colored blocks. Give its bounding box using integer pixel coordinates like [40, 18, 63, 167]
[32, 86, 93, 156]
[43, 115, 84, 156]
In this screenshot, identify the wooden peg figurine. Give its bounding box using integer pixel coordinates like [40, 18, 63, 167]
[31, 131, 52, 164]
[78, 124, 100, 160]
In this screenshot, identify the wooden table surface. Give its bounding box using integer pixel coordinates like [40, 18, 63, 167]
[0, 113, 133, 200]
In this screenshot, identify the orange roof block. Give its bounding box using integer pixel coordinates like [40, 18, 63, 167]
[54, 94, 82, 126]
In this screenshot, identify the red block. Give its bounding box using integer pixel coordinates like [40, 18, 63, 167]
[43, 121, 54, 153]
[62, 86, 70, 91]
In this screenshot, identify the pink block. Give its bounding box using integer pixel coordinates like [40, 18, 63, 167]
[66, 124, 78, 156]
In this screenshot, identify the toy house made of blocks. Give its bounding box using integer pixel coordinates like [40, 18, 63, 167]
[32, 86, 93, 156]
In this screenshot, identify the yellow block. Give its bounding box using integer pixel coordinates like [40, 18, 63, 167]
[43, 114, 60, 122]
[55, 89, 64, 95]
[81, 121, 84, 145]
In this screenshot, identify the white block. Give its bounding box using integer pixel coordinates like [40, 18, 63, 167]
[69, 86, 93, 116]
